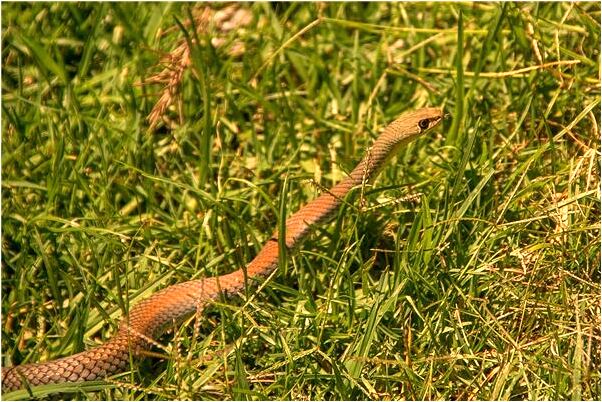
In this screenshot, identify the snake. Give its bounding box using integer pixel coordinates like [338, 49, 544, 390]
[1, 107, 443, 393]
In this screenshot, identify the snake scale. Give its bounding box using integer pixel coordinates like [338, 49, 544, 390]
[2, 107, 443, 393]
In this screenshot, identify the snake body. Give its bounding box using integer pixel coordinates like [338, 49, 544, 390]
[2, 107, 443, 392]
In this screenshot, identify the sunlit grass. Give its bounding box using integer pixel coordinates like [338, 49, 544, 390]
[2, 2, 600, 400]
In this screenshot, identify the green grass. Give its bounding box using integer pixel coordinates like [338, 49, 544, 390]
[1, 2, 600, 400]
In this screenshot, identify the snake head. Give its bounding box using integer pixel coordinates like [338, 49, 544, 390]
[385, 107, 444, 144]
[416, 108, 444, 132]
[407, 107, 444, 133]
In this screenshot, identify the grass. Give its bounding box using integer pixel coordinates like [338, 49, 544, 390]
[1, 2, 600, 400]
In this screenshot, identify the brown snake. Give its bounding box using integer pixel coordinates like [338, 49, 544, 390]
[1, 107, 443, 393]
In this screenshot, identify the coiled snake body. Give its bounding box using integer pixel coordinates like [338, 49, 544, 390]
[2, 108, 443, 392]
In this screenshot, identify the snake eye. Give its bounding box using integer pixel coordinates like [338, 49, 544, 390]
[418, 119, 430, 130]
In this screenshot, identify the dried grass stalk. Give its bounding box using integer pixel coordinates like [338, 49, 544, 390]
[144, 5, 252, 131]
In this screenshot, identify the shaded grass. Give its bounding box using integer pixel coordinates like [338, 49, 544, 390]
[2, 2, 600, 400]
